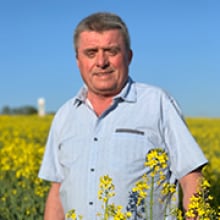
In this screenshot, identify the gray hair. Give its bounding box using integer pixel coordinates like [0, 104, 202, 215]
[73, 12, 131, 56]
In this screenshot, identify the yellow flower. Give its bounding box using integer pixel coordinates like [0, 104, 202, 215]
[107, 204, 131, 220]
[161, 182, 176, 196]
[98, 175, 115, 204]
[185, 177, 218, 219]
[132, 179, 149, 205]
[144, 148, 168, 171]
[66, 209, 82, 220]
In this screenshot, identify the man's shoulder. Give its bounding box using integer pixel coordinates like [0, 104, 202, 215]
[132, 81, 168, 97]
[53, 97, 77, 120]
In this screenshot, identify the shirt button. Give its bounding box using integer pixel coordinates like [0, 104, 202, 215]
[90, 168, 95, 172]
[89, 201, 93, 205]
[93, 137, 98, 141]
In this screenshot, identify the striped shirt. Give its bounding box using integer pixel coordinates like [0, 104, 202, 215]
[38, 77, 207, 219]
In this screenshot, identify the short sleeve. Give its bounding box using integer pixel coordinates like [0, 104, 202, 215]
[161, 94, 208, 179]
[38, 119, 64, 182]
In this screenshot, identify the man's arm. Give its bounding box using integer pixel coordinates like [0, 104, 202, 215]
[179, 168, 203, 219]
[44, 182, 65, 220]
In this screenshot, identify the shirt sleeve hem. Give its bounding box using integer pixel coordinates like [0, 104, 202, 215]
[176, 159, 208, 180]
[38, 174, 62, 183]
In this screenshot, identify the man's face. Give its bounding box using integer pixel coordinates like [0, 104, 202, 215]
[76, 29, 132, 97]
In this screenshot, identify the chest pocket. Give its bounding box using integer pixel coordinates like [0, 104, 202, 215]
[108, 128, 160, 172]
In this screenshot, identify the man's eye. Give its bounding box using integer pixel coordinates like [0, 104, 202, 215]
[85, 50, 96, 58]
[107, 48, 119, 56]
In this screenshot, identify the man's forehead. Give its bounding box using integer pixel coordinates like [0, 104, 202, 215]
[78, 30, 123, 48]
[79, 30, 122, 40]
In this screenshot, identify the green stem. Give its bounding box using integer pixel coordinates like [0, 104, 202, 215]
[104, 199, 109, 220]
[201, 188, 205, 220]
[144, 198, 148, 220]
[149, 176, 155, 220]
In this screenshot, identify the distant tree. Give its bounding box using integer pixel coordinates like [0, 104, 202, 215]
[20, 106, 38, 115]
[1, 105, 37, 115]
[1, 106, 11, 114]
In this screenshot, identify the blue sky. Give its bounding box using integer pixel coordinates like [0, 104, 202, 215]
[0, 0, 219, 117]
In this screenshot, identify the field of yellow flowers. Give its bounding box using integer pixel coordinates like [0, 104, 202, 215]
[0, 115, 219, 219]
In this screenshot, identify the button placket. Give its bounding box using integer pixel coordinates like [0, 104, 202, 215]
[87, 120, 102, 216]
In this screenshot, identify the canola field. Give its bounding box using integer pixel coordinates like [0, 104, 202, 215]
[0, 115, 219, 219]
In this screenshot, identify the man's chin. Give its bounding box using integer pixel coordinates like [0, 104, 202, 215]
[93, 87, 119, 97]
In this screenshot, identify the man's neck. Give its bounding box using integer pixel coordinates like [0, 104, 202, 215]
[87, 93, 114, 117]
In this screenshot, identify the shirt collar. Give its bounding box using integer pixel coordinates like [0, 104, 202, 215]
[73, 76, 137, 106]
[114, 77, 137, 103]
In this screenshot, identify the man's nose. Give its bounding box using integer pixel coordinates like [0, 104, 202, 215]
[96, 51, 109, 68]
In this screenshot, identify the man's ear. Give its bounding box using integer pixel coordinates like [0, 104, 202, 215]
[76, 56, 79, 68]
[128, 49, 133, 64]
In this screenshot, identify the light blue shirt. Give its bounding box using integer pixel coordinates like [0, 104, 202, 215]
[38, 77, 207, 219]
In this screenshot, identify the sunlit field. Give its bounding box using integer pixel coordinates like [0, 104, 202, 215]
[0, 115, 219, 219]
[0, 115, 52, 220]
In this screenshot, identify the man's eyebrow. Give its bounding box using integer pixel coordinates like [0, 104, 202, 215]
[104, 46, 120, 50]
[82, 46, 121, 54]
[83, 47, 98, 51]
[85, 45, 120, 50]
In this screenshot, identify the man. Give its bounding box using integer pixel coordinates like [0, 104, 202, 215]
[38, 12, 207, 219]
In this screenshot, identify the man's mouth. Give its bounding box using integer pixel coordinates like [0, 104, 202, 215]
[94, 70, 114, 76]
